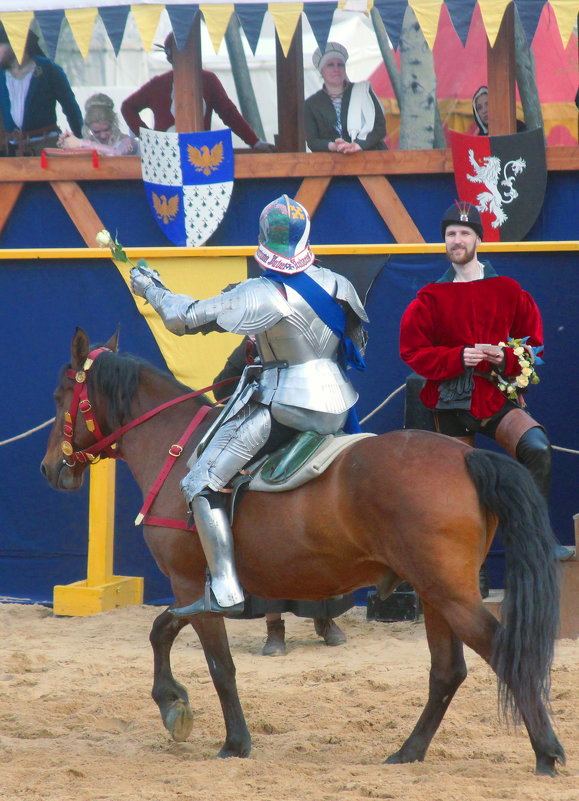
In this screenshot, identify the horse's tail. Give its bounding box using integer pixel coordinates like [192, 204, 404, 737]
[464, 448, 559, 729]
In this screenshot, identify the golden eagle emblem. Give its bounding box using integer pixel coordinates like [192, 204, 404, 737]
[187, 141, 224, 176]
[152, 192, 179, 224]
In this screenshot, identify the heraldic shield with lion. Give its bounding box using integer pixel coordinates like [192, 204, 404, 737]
[449, 127, 547, 242]
[140, 128, 234, 246]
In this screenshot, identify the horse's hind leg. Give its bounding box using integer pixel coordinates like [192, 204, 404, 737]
[445, 602, 565, 775]
[190, 615, 252, 758]
[385, 602, 467, 765]
[150, 608, 193, 741]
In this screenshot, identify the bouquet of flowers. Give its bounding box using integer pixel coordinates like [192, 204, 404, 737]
[492, 337, 540, 405]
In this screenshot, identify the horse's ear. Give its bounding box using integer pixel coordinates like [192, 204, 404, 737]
[71, 327, 90, 368]
[105, 326, 120, 353]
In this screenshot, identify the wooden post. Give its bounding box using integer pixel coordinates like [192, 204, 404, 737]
[173, 14, 204, 133]
[487, 3, 517, 135]
[275, 19, 305, 152]
[53, 460, 144, 616]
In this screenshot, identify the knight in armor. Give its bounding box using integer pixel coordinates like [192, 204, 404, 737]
[399, 200, 573, 563]
[130, 195, 368, 616]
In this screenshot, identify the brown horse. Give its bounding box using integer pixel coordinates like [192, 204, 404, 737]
[40, 328, 565, 775]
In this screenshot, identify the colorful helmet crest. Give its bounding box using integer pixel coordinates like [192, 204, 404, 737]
[255, 195, 314, 274]
[441, 200, 484, 240]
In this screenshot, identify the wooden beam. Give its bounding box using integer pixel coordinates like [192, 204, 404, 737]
[275, 19, 305, 153]
[488, 3, 517, 135]
[358, 175, 425, 243]
[294, 176, 332, 216]
[0, 147, 577, 183]
[50, 182, 106, 246]
[173, 15, 204, 132]
[0, 181, 23, 233]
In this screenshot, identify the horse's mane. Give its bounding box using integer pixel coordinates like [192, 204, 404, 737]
[87, 347, 212, 426]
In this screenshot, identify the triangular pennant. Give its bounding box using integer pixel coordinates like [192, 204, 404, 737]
[131, 3, 165, 53]
[513, 0, 546, 45]
[408, 1, 444, 50]
[548, 0, 579, 47]
[99, 5, 131, 56]
[64, 7, 99, 61]
[34, 9, 65, 60]
[0, 12, 34, 65]
[444, 0, 477, 46]
[477, 0, 511, 48]
[268, 2, 304, 58]
[166, 4, 200, 51]
[235, 3, 267, 54]
[373, 0, 408, 51]
[200, 4, 235, 54]
[304, 1, 337, 53]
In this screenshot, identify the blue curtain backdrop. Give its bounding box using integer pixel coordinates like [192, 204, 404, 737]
[0, 175, 577, 605]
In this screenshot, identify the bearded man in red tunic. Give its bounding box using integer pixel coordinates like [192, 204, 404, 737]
[399, 201, 573, 562]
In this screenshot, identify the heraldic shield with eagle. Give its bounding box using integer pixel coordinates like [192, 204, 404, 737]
[140, 128, 234, 246]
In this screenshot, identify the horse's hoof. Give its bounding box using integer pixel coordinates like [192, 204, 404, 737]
[164, 699, 194, 742]
[535, 759, 557, 777]
[216, 742, 252, 759]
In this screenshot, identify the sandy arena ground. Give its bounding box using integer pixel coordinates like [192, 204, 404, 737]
[0, 603, 577, 801]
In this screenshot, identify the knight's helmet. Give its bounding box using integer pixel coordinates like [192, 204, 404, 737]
[255, 194, 315, 274]
[441, 200, 484, 240]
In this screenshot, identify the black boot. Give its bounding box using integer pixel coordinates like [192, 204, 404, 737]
[516, 428, 574, 561]
[262, 619, 287, 656]
[314, 617, 347, 646]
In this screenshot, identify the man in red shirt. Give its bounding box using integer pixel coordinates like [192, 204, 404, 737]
[399, 201, 573, 561]
[121, 34, 273, 151]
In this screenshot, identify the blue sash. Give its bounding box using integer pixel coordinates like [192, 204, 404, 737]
[263, 269, 366, 432]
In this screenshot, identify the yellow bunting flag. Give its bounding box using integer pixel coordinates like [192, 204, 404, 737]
[0, 12, 34, 65]
[548, 0, 579, 47]
[408, 1, 444, 51]
[130, 3, 165, 53]
[64, 7, 99, 61]
[268, 2, 304, 57]
[200, 4, 235, 54]
[477, 0, 512, 48]
[114, 255, 247, 393]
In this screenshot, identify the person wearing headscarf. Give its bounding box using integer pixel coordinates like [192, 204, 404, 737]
[304, 42, 386, 153]
[472, 85, 526, 136]
[0, 25, 82, 156]
[58, 93, 139, 156]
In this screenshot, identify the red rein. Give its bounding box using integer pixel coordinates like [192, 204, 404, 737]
[63, 348, 235, 529]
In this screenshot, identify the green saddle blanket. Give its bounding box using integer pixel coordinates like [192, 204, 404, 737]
[258, 430, 330, 485]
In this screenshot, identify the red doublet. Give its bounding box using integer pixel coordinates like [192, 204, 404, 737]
[399, 274, 543, 419]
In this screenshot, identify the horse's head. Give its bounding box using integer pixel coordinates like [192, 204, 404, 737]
[40, 327, 119, 490]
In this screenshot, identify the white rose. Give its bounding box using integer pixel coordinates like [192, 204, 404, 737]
[519, 359, 530, 368]
[521, 367, 533, 377]
[513, 346, 524, 356]
[96, 229, 113, 247]
[516, 375, 529, 388]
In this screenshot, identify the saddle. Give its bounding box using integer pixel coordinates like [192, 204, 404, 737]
[229, 429, 375, 518]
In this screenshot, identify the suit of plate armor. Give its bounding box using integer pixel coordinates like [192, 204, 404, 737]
[130, 195, 368, 615]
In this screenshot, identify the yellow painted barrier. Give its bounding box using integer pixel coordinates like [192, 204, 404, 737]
[53, 459, 144, 616]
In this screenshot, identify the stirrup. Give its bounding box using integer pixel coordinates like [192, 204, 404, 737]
[171, 575, 244, 617]
[171, 590, 244, 617]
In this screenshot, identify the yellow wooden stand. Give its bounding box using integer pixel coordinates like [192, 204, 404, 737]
[53, 459, 144, 616]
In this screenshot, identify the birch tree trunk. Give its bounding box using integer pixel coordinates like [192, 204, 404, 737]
[513, 6, 544, 140]
[398, 7, 443, 150]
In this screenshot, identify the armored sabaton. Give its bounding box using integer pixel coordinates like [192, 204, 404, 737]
[142, 264, 368, 501]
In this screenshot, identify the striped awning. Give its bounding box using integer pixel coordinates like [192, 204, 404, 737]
[0, 1, 577, 63]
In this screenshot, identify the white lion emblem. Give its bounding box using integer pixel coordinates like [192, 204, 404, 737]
[466, 150, 526, 228]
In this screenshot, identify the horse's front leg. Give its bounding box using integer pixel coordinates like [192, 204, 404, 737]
[150, 608, 193, 741]
[190, 614, 252, 758]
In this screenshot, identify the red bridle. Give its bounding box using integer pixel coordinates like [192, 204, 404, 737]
[61, 347, 234, 468]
